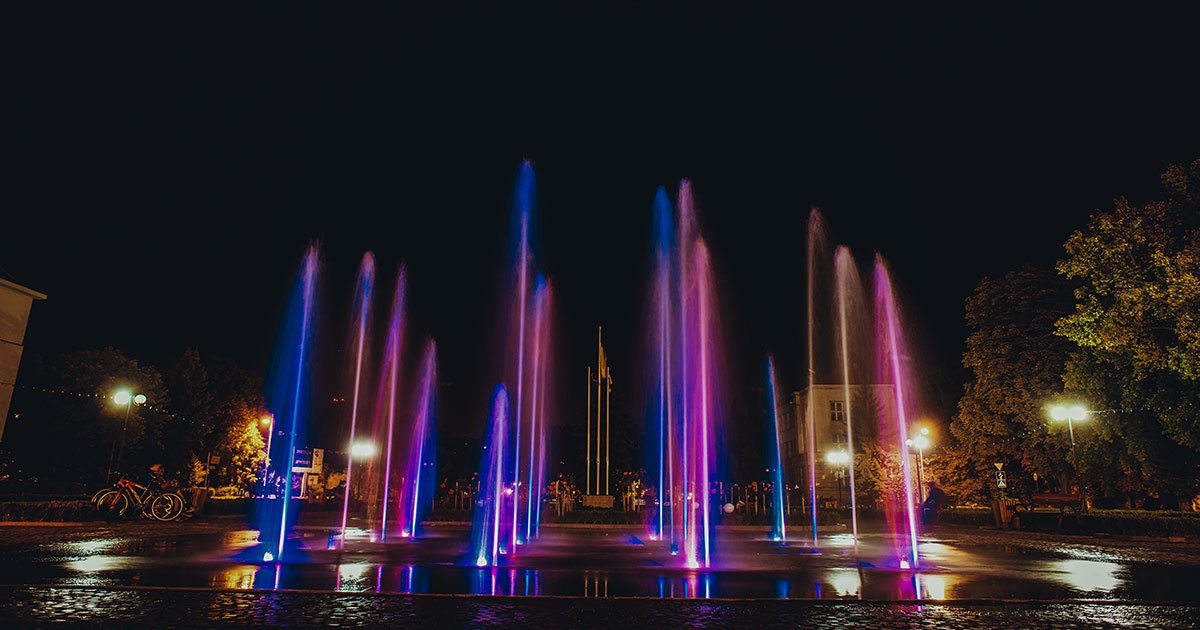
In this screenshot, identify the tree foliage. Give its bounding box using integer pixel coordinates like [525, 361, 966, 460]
[1053, 158, 1200, 507]
[951, 267, 1076, 492]
[6, 347, 170, 484]
[1057, 158, 1200, 382]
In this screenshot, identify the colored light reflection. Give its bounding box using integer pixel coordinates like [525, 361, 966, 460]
[217, 565, 261, 590]
[1047, 559, 1122, 593]
[826, 568, 862, 597]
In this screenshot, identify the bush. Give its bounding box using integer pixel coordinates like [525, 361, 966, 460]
[543, 510, 645, 525]
[203, 497, 252, 516]
[0, 500, 92, 522]
[939, 507, 994, 527]
[211, 486, 248, 499]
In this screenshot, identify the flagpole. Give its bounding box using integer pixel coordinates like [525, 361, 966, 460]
[586, 365, 591, 496]
[605, 365, 611, 496]
[596, 326, 602, 496]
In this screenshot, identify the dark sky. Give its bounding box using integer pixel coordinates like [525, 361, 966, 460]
[5, 7, 1197, 454]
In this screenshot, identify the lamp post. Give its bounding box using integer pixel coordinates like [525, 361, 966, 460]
[906, 427, 931, 504]
[350, 441, 376, 502]
[260, 414, 275, 495]
[107, 389, 147, 482]
[1048, 403, 1089, 488]
[825, 450, 849, 508]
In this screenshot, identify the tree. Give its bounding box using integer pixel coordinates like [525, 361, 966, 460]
[1057, 158, 1200, 382]
[186, 356, 267, 489]
[1053, 158, 1200, 507]
[850, 386, 883, 448]
[164, 347, 214, 477]
[7, 347, 170, 485]
[1056, 158, 1200, 455]
[950, 267, 1076, 494]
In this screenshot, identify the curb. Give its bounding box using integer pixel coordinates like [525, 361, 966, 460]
[0, 521, 94, 526]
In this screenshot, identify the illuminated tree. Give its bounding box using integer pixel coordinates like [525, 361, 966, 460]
[951, 267, 1075, 493]
[1056, 159, 1200, 458]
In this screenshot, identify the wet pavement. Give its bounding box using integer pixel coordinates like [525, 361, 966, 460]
[2, 517, 1199, 627]
[3, 586, 1199, 628]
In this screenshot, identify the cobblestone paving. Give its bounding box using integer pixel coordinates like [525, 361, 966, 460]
[2, 586, 1197, 629]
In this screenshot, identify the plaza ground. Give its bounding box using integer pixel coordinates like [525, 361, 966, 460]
[2, 515, 1199, 627]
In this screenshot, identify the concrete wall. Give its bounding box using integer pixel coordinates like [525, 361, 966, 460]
[0, 278, 46, 441]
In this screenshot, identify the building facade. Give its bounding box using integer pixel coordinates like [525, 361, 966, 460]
[0, 278, 46, 441]
[777, 384, 899, 507]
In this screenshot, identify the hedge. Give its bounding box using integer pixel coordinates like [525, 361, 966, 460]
[0, 500, 92, 522]
[939, 506, 1200, 536]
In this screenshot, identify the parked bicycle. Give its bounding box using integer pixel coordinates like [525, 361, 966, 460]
[92, 474, 185, 521]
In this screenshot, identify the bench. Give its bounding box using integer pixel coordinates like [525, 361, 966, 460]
[1010, 493, 1084, 532]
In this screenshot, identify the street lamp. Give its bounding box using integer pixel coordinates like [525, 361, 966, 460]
[350, 441, 376, 459]
[906, 427, 932, 504]
[107, 388, 146, 482]
[1048, 402, 1089, 486]
[825, 450, 849, 508]
[260, 414, 275, 495]
[350, 441, 376, 502]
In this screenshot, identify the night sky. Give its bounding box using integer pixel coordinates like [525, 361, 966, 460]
[5, 8, 1196, 461]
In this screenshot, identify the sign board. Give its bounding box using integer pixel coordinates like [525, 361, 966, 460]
[292, 447, 323, 474]
[208, 455, 221, 465]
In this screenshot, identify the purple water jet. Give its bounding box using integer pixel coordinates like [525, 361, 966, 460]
[644, 180, 723, 569]
[834, 247, 862, 543]
[340, 253, 376, 548]
[397, 340, 437, 539]
[874, 255, 920, 569]
[377, 266, 407, 541]
[472, 385, 510, 566]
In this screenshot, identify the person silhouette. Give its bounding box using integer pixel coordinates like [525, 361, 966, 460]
[922, 480, 948, 526]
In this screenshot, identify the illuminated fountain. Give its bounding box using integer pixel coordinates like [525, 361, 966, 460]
[375, 267, 408, 541]
[874, 255, 920, 569]
[339, 253, 376, 547]
[473, 385, 510, 567]
[802, 209, 923, 568]
[765, 357, 786, 542]
[255, 244, 319, 563]
[646, 180, 722, 569]
[244, 167, 922, 588]
[804, 209, 828, 548]
[471, 162, 554, 566]
[833, 246, 863, 543]
[395, 340, 437, 539]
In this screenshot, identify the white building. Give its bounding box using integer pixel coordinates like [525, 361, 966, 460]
[0, 277, 46, 441]
[777, 384, 898, 507]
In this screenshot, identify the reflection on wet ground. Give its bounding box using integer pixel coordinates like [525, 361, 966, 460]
[6, 586, 1199, 628]
[3, 524, 1200, 601]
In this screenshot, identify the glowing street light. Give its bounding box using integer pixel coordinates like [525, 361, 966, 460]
[826, 450, 850, 508]
[1048, 402, 1089, 482]
[107, 388, 146, 482]
[906, 426, 933, 503]
[260, 414, 276, 495]
[350, 441, 376, 459]
[348, 441, 377, 504]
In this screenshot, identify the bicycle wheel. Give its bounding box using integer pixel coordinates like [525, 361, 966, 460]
[150, 493, 184, 521]
[96, 489, 130, 519]
[90, 487, 112, 506]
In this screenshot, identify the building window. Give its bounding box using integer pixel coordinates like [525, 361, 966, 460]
[830, 401, 847, 444]
[784, 410, 794, 430]
[830, 400, 846, 424]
